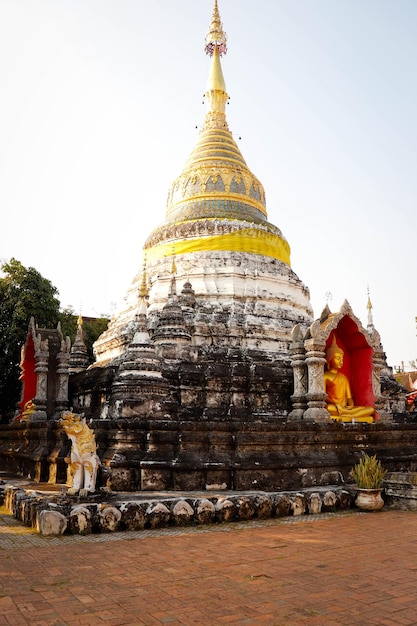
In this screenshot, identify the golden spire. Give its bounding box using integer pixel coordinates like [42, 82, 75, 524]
[204, 1, 229, 128]
[138, 256, 149, 302]
[74, 311, 85, 346]
[367, 286, 374, 330]
[171, 244, 177, 275]
[205, 45, 228, 124]
[169, 246, 177, 298]
[367, 286, 372, 311]
[205, 0, 227, 57]
[207, 44, 226, 92]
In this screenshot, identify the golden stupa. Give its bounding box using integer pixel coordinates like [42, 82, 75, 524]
[94, 0, 312, 365]
[144, 0, 290, 267]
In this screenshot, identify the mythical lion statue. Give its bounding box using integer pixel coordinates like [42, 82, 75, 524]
[60, 410, 100, 496]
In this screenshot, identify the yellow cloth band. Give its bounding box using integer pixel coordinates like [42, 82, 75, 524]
[144, 228, 291, 266]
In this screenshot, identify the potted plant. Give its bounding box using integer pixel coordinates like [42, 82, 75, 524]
[349, 453, 387, 511]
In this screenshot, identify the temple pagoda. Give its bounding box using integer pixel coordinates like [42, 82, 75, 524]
[93, 0, 313, 370]
[5, 1, 409, 493]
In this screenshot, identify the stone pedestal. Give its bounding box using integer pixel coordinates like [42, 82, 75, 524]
[33, 347, 48, 416]
[383, 472, 417, 509]
[304, 343, 329, 422]
[55, 349, 70, 415]
[289, 325, 307, 420]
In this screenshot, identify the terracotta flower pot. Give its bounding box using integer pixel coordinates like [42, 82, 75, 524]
[355, 487, 384, 511]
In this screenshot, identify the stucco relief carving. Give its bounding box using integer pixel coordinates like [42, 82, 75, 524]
[167, 159, 266, 212]
[34, 333, 49, 354]
[60, 336, 71, 353]
[36, 374, 48, 400]
[144, 217, 285, 249]
[202, 111, 229, 130]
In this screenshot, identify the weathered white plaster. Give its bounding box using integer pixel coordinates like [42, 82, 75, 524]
[94, 250, 313, 365]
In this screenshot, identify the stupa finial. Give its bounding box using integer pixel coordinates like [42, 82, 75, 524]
[367, 286, 374, 331]
[204, 1, 229, 128]
[367, 285, 372, 310]
[138, 256, 149, 302]
[171, 245, 177, 276]
[75, 311, 84, 343]
[75, 307, 84, 341]
[205, 0, 227, 57]
[167, 247, 178, 298]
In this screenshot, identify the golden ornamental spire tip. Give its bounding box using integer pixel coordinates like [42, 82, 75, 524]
[138, 256, 149, 301]
[367, 285, 372, 310]
[205, 0, 227, 57]
[171, 250, 177, 275]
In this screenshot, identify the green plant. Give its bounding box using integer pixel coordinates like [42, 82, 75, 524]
[349, 454, 387, 489]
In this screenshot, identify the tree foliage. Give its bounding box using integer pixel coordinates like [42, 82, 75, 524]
[0, 259, 109, 422]
[82, 317, 109, 359]
[59, 307, 108, 361]
[0, 258, 61, 421]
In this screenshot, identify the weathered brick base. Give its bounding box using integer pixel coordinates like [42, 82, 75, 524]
[1, 417, 417, 492]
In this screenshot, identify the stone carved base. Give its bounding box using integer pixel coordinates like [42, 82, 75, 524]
[383, 472, 417, 510]
[288, 408, 305, 420]
[28, 410, 48, 422]
[303, 407, 329, 422]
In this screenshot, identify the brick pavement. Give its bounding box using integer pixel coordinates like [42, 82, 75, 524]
[0, 506, 416, 626]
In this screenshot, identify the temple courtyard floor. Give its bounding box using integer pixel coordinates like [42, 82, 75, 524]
[0, 507, 416, 625]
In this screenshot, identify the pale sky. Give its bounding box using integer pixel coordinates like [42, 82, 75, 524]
[1, 0, 416, 371]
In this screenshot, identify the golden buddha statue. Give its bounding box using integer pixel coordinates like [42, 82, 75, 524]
[324, 338, 374, 423]
[20, 399, 36, 421]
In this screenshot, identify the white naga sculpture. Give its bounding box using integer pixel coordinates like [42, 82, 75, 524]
[60, 411, 100, 496]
